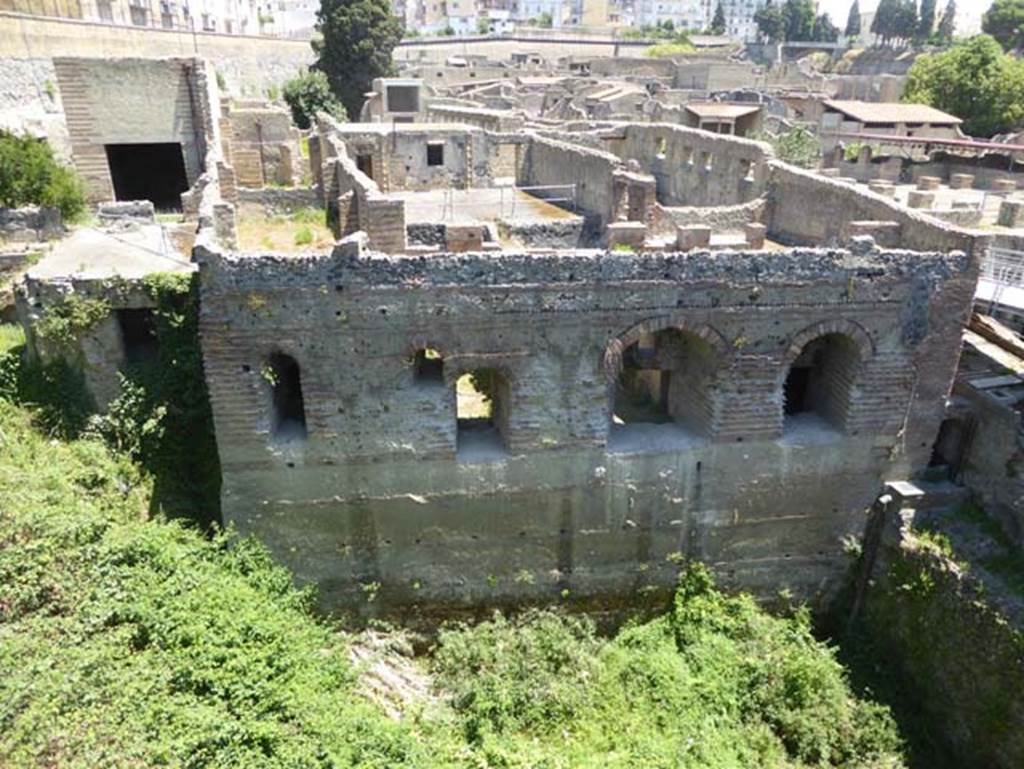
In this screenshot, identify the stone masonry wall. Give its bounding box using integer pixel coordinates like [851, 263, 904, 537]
[607, 123, 772, 207]
[197, 242, 976, 616]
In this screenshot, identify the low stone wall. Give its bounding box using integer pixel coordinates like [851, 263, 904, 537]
[237, 186, 319, 216]
[660, 199, 766, 232]
[0, 206, 62, 243]
[765, 162, 979, 254]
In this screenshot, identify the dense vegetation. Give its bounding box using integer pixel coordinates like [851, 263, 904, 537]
[904, 34, 1024, 137]
[0, 322, 907, 767]
[0, 130, 86, 221]
[283, 70, 348, 129]
[983, 0, 1024, 51]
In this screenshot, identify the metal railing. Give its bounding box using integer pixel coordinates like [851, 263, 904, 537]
[435, 184, 577, 220]
[980, 248, 1024, 313]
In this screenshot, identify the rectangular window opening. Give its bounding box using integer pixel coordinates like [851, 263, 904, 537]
[426, 142, 445, 167]
[456, 369, 507, 461]
[117, 308, 159, 365]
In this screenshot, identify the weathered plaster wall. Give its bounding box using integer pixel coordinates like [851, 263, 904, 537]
[198, 242, 976, 615]
[603, 123, 772, 207]
[518, 136, 618, 229]
[0, 12, 313, 98]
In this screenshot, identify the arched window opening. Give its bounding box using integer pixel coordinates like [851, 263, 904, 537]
[783, 333, 861, 434]
[413, 348, 444, 385]
[611, 329, 717, 449]
[266, 352, 307, 442]
[456, 368, 509, 461]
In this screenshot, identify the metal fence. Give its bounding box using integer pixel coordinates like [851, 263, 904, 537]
[980, 248, 1024, 313]
[431, 184, 577, 221]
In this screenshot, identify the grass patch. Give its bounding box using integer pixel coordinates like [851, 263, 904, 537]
[0, 399, 427, 768]
[645, 41, 696, 58]
[236, 204, 333, 252]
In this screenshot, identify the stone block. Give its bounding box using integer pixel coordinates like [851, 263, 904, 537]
[819, 168, 840, 178]
[907, 190, 935, 209]
[607, 221, 647, 250]
[949, 173, 975, 190]
[997, 197, 1024, 228]
[993, 179, 1019, 193]
[745, 222, 767, 249]
[675, 224, 711, 251]
[916, 175, 942, 191]
[445, 224, 485, 253]
[97, 200, 156, 224]
[868, 180, 895, 198]
[845, 220, 901, 248]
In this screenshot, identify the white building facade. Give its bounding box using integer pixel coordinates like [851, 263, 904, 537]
[633, 0, 708, 31]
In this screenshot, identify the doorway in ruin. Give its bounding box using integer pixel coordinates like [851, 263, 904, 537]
[116, 308, 159, 365]
[456, 368, 509, 460]
[356, 153, 374, 180]
[105, 143, 189, 211]
[266, 352, 308, 443]
[783, 333, 861, 434]
[611, 328, 717, 448]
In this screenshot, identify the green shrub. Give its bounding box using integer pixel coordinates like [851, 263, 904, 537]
[432, 563, 906, 768]
[33, 294, 111, 350]
[772, 126, 822, 168]
[0, 130, 87, 221]
[282, 70, 347, 130]
[0, 398, 431, 769]
[294, 225, 314, 245]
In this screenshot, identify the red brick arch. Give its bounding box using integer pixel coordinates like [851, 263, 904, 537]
[603, 315, 731, 383]
[782, 319, 874, 370]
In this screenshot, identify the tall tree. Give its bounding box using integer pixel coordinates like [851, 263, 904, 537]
[845, 0, 861, 38]
[871, 0, 898, 45]
[918, 0, 937, 40]
[812, 13, 839, 43]
[895, 0, 919, 45]
[782, 0, 815, 41]
[983, 0, 1024, 51]
[936, 0, 956, 41]
[904, 34, 1024, 136]
[312, 0, 404, 120]
[711, 1, 726, 34]
[754, 0, 784, 42]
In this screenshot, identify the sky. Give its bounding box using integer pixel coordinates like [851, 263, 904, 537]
[815, 0, 990, 34]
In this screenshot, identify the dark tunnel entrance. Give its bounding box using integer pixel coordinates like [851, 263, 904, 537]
[105, 143, 189, 211]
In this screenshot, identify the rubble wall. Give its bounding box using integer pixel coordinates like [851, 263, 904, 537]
[197, 244, 976, 615]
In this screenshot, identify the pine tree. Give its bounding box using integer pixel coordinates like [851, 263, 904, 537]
[918, 0, 937, 41]
[895, 0, 919, 45]
[711, 1, 726, 35]
[871, 0, 898, 46]
[845, 0, 861, 38]
[937, 0, 957, 41]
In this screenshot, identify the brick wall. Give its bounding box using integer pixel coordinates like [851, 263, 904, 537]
[53, 56, 207, 202]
